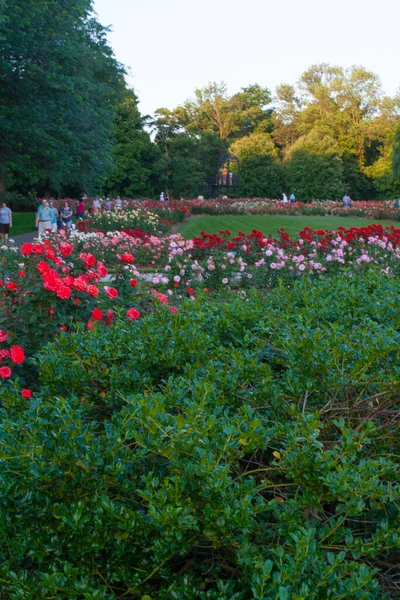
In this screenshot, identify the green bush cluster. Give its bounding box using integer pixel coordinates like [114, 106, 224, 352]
[1, 272, 399, 599]
[5, 192, 37, 212]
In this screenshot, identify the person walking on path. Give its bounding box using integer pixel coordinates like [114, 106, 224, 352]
[36, 199, 52, 238]
[290, 193, 296, 203]
[343, 194, 353, 208]
[49, 201, 58, 232]
[60, 201, 73, 229]
[0, 201, 12, 244]
[282, 193, 288, 203]
[93, 198, 101, 214]
[76, 199, 85, 220]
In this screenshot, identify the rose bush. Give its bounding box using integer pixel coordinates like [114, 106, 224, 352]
[0, 271, 399, 598]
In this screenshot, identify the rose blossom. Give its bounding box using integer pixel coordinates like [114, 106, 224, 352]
[126, 308, 140, 321]
[105, 287, 118, 300]
[10, 346, 25, 365]
[0, 366, 12, 379]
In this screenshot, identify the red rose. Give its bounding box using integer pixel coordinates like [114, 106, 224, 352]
[0, 330, 8, 342]
[105, 287, 118, 300]
[79, 252, 96, 268]
[5, 282, 17, 292]
[49, 308, 56, 314]
[18, 271, 25, 277]
[121, 253, 134, 263]
[21, 388, 32, 399]
[97, 262, 108, 278]
[60, 242, 73, 257]
[169, 306, 178, 313]
[130, 278, 138, 287]
[10, 345, 25, 365]
[187, 288, 194, 294]
[91, 308, 103, 321]
[0, 280, 3, 286]
[56, 286, 72, 300]
[20, 243, 33, 256]
[126, 308, 140, 321]
[86, 320, 94, 330]
[36, 261, 51, 274]
[0, 349, 10, 362]
[87, 285, 99, 297]
[62, 276, 74, 287]
[74, 278, 87, 292]
[0, 366, 12, 378]
[60, 325, 67, 331]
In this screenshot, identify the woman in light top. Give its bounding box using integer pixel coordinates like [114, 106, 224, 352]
[49, 201, 58, 232]
[93, 198, 101, 214]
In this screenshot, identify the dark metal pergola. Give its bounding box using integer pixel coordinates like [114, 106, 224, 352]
[204, 153, 241, 198]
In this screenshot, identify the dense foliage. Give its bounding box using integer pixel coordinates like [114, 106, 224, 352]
[153, 68, 400, 199]
[0, 271, 399, 598]
[0, 0, 125, 198]
[2, 5, 399, 202]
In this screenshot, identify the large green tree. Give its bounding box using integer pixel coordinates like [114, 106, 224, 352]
[105, 90, 161, 198]
[286, 149, 345, 201]
[241, 155, 285, 198]
[273, 64, 400, 198]
[155, 82, 273, 141]
[0, 0, 125, 198]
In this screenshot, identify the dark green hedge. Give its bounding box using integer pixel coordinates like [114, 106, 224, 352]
[0, 272, 399, 599]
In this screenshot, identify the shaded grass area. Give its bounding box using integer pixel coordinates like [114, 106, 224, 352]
[178, 215, 400, 239]
[10, 212, 36, 236]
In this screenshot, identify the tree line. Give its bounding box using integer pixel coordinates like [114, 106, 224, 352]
[1, 1, 400, 202]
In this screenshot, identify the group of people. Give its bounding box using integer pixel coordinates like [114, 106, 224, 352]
[160, 192, 169, 205]
[35, 199, 85, 237]
[342, 194, 353, 207]
[92, 196, 123, 214]
[282, 193, 296, 203]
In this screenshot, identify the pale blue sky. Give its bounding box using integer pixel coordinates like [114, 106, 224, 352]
[94, 0, 400, 116]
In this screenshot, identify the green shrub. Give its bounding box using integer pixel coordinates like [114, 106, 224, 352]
[241, 155, 286, 198]
[1, 272, 399, 599]
[5, 191, 37, 212]
[286, 149, 345, 202]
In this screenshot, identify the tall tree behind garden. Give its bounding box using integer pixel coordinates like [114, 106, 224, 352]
[105, 90, 162, 198]
[153, 82, 272, 197]
[273, 64, 400, 197]
[0, 0, 125, 198]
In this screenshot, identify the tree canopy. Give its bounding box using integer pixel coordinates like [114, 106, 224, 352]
[0, 0, 125, 198]
[1, 4, 399, 205]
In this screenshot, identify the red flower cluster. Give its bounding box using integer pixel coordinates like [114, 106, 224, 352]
[105, 287, 118, 300]
[0, 334, 26, 380]
[126, 308, 140, 321]
[120, 252, 134, 263]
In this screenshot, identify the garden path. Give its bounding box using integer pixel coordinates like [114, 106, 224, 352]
[11, 232, 37, 246]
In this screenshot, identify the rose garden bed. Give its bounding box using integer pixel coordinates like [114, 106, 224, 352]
[0, 205, 399, 599]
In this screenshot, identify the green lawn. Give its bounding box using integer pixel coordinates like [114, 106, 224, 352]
[178, 215, 400, 239]
[10, 212, 36, 236]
